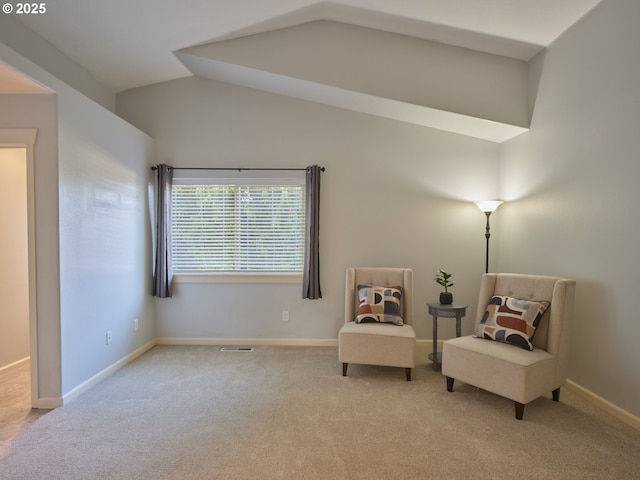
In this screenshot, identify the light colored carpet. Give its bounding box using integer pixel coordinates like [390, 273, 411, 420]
[1, 345, 639, 479]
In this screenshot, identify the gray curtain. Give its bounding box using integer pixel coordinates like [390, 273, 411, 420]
[153, 164, 173, 298]
[303, 165, 322, 299]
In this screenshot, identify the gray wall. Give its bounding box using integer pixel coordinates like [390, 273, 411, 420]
[57, 89, 155, 395]
[499, 0, 640, 418]
[0, 40, 156, 402]
[117, 76, 501, 342]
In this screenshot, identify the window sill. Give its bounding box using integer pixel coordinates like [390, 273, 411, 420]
[173, 273, 303, 284]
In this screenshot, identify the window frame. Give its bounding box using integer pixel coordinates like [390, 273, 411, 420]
[170, 174, 305, 284]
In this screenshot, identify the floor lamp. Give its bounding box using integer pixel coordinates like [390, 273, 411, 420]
[474, 200, 504, 273]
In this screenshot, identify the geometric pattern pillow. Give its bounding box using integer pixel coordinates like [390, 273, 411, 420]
[473, 295, 550, 350]
[355, 285, 404, 326]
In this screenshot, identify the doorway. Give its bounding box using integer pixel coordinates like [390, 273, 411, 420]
[0, 146, 43, 441]
[0, 147, 30, 367]
[0, 130, 39, 412]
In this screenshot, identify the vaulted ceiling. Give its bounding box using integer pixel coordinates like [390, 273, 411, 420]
[4, 0, 602, 141]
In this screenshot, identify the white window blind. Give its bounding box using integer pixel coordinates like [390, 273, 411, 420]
[171, 181, 305, 273]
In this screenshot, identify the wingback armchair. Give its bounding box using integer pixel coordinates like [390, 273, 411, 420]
[339, 267, 415, 381]
[442, 273, 576, 419]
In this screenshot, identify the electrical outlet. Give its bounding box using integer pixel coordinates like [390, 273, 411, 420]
[106, 331, 112, 345]
[282, 311, 290, 322]
[133, 318, 139, 332]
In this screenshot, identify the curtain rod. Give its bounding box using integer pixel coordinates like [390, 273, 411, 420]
[151, 166, 325, 172]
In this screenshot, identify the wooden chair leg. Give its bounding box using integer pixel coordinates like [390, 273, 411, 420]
[515, 402, 525, 420]
[342, 363, 348, 376]
[446, 376, 454, 392]
[552, 388, 560, 402]
[405, 368, 411, 381]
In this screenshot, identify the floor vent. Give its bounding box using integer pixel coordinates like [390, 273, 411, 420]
[220, 347, 254, 352]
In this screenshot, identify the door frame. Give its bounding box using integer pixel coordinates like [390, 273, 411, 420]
[0, 128, 39, 406]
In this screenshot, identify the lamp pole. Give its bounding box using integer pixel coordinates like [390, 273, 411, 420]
[484, 211, 492, 274]
[474, 201, 504, 274]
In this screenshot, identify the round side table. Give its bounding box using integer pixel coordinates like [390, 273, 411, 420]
[427, 302, 467, 370]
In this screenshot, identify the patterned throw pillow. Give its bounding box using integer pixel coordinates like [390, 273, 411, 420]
[355, 285, 404, 326]
[473, 295, 550, 350]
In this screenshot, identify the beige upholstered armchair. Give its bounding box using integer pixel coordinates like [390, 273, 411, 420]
[339, 267, 416, 381]
[442, 273, 576, 419]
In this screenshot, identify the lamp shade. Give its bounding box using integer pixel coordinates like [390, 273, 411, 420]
[474, 200, 504, 213]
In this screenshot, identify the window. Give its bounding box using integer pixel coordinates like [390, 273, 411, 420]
[171, 179, 305, 274]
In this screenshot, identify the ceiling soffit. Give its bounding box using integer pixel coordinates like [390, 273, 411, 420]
[177, 20, 529, 143]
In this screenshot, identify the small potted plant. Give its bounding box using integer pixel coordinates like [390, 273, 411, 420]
[434, 269, 454, 304]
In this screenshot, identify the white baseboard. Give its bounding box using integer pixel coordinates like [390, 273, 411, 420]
[156, 337, 442, 350]
[61, 339, 157, 405]
[0, 356, 29, 374]
[565, 379, 640, 432]
[156, 338, 437, 348]
[156, 337, 339, 347]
